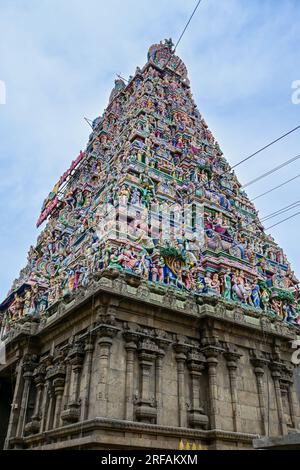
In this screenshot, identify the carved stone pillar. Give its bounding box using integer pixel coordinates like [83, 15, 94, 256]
[4, 356, 25, 449]
[287, 384, 298, 429]
[187, 349, 208, 429]
[123, 331, 138, 421]
[47, 357, 67, 429]
[202, 345, 223, 430]
[24, 363, 46, 435]
[61, 356, 72, 412]
[81, 337, 95, 421]
[174, 343, 188, 428]
[96, 325, 117, 417]
[280, 365, 298, 430]
[224, 346, 242, 433]
[61, 342, 85, 424]
[270, 361, 287, 435]
[45, 383, 55, 431]
[93, 304, 119, 418]
[32, 366, 46, 420]
[135, 338, 158, 424]
[280, 383, 291, 427]
[155, 341, 166, 424]
[16, 354, 37, 438]
[251, 353, 268, 436]
[40, 362, 53, 432]
[53, 377, 65, 428]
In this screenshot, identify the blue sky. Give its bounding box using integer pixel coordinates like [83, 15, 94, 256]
[0, 0, 299, 300]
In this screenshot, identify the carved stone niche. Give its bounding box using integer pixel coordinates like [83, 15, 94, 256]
[187, 350, 209, 430]
[24, 362, 47, 436]
[135, 338, 159, 424]
[61, 342, 85, 424]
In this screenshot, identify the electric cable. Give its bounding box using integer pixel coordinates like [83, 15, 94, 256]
[232, 125, 300, 171]
[251, 174, 300, 201]
[265, 210, 300, 230]
[261, 200, 300, 222]
[164, 0, 203, 69]
[242, 153, 300, 189]
[173, 0, 203, 53]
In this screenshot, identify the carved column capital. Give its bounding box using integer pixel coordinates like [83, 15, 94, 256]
[187, 349, 206, 374]
[96, 323, 119, 342]
[250, 350, 268, 376]
[123, 330, 140, 349]
[53, 377, 65, 395]
[84, 339, 95, 354]
[224, 344, 242, 370]
[155, 331, 172, 356]
[280, 363, 294, 385]
[173, 338, 189, 362]
[33, 363, 46, 386]
[68, 342, 85, 369]
[201, 345, 224, 366]
[138, 338, 159, 363]
[269, 360, 284, 379]
[22, 354, 38, 377]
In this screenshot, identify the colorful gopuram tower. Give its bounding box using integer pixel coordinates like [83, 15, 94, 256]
[0, 39, 300, 450]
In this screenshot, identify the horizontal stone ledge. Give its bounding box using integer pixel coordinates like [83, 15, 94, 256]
[3, 279, 298, 348]
[21, 417, 259, 447]
[253, 432, 300, 449]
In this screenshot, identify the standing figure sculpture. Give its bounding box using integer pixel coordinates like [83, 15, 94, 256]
[221, 269, 232, 300]
[251, 279, 261, 309]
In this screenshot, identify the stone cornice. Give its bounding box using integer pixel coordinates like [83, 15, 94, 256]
[19, 417, 259, 449]
[2, 273, 297, 359]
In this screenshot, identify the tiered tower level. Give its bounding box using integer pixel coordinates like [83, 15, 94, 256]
[1, 39, 299, 330]
[0, 40, 300, 450]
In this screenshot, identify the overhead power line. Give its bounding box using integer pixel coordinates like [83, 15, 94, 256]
[180, 124, 300, 196]
[164, 0, 203, 70]
[242, 153, 300, 188]
[261, 199, 300, 221]
[265, 210, 300, 230]
[231, 124, 300, 170]
[173, 0, 203, 53]
[251, 174, 300, 201]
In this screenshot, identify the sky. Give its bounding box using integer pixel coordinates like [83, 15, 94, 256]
[0, 0, 299, 300]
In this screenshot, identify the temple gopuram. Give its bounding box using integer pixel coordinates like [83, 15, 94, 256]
[0, 39, 300, 450]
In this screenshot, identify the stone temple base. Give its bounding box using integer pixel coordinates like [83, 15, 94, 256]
[1, 273, 300, 450]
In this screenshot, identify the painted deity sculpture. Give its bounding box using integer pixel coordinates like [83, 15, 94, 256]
[251, 279, 261, 309]
[221, 270, 232, 301]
